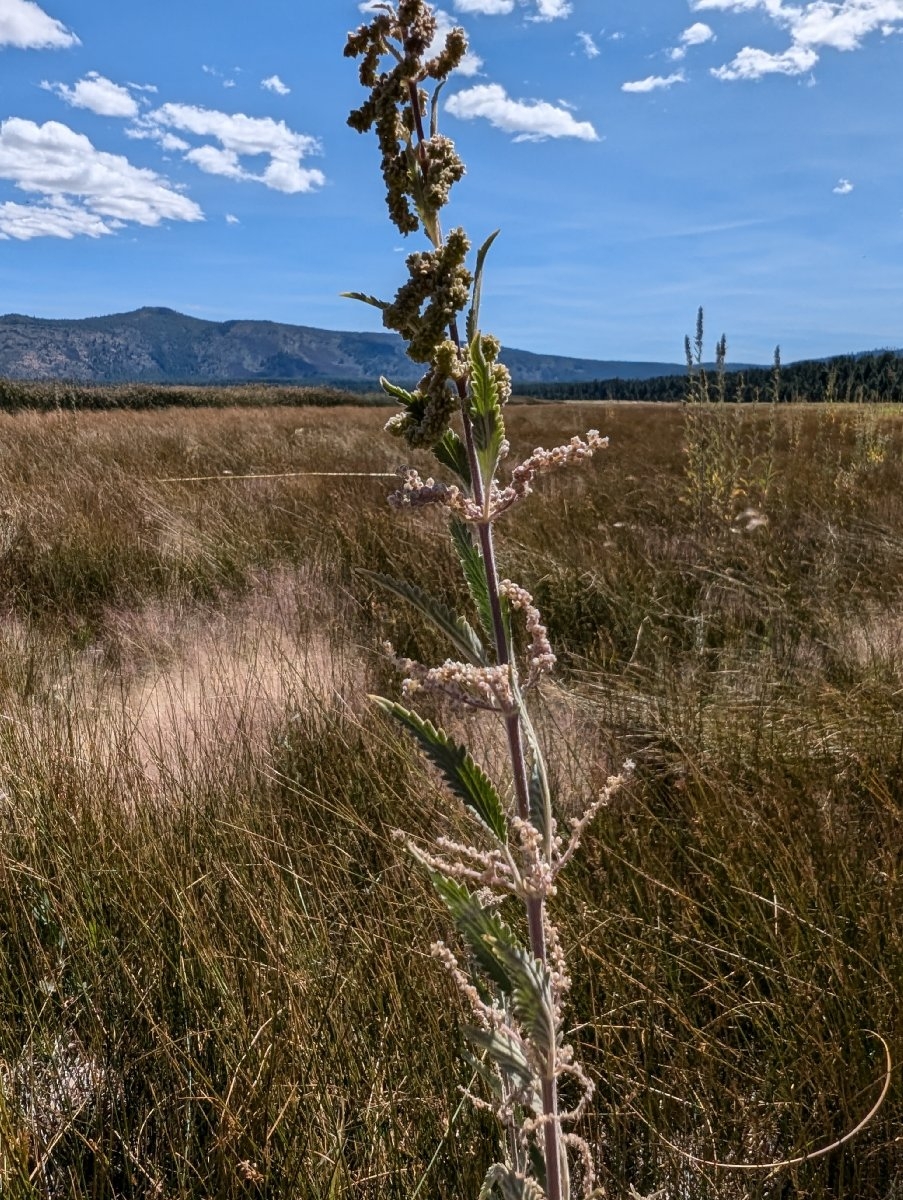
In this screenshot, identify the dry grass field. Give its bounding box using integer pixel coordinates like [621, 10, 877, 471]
[0, 399, 900, 1199]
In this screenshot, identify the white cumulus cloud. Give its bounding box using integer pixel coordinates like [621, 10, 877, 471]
[261, 74, 290, 95]
[451, 0, 570, 16]
[698, 0, 903, 81]
[0, 118, 202, 239]
[0, 198, 112, 240]
[41, 73, 140, 119]
[453, 0, 515, 11]
[622, 71, 687, 92]
[0, 0, 78, 49]
[578, 31, 600, 58]
[711, 43, 819, 78]
[445, 83, 598, 141]
[833, 177, 855, 193]
[532, 0, 572, 18]
[139, 104, 326, 194]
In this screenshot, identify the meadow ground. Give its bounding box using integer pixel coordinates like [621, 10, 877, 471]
[0, 399, 899, 1199]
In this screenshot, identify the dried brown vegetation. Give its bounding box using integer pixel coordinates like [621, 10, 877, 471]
[0, 401, 899, 1198]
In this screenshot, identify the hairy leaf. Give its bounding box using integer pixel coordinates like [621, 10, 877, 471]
[450, 518, 494, 641]
[480, 1164, 547, 1200]
[379, 376, 417, 405]
[361, 570, 486, 665]
[466, 1026, 534, 1092]
[372, 700, 507, 842]
[523, 713, 552, 854]
[433, 877, 556, 1058]
[434, 429, 472, 486]
[341, 291, 388, 311]
[469, 335, 505, 485]
[467, 229, 501, 344]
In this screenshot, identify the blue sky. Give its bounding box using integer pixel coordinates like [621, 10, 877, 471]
[1, 0, 901, 364]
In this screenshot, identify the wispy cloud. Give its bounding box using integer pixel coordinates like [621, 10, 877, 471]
[225, 213, 240, 224]
[261, 75, 290, 96]
[0, 0, 78, 49]
[697, 0, 903, 81]
[577, 31, 600, 58]
[711, 44, 818, 80]
[451, 0, 571, 17]
[445, 82, 598, 141]
[833, 177, 854, 194]
[453, 0, 515, 11]
[669, 21, 715, 58]
[41, 73, 141, 119]
[622, 71, 687, 93]
[136, 104, 326, 194]
[0, 117, 202, 240]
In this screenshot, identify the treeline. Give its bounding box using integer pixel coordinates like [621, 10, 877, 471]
[519, 350, 903, 404]
[0, 379, 386, 412]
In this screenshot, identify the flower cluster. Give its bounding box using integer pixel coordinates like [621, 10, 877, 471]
[389, 430, 608, 521]
[499, 580, 555, 685]
[492, 431, 609, 517]
[345, 1, 466, 238]
[388, 646, 516, 711]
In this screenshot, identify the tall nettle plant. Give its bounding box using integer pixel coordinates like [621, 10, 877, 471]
[345, 5, 625, 1197]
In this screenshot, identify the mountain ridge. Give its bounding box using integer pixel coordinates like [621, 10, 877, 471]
[0, 306, 734, 385]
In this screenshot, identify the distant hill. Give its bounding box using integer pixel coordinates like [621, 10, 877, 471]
[0, 307, 700, 386]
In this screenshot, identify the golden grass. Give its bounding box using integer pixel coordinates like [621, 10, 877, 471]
[0, 400, 899, 1198]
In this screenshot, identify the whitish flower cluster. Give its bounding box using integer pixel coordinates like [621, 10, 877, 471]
[387, 644, 515, 711]
[389, 429, 608, 521]
[499, 579, 555, 685]
[492, 431, 609, 518]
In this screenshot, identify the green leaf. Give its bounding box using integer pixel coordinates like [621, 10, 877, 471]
[379, 376, 417, 406]
[462, 1046, 505, 1097]
[434, 430, 472, 486]
[522, 713, 552, 856]
[430, 79, 447, 139]
[450, 519, 494, 642]
[469, 335, 505, 486]
[433, 875, 517, 992]
[465, 1026, 534, 1092]
[341, 291, 388, 311]
[432, 878, 556, 1058]
[360, 570, 486, 666]
[372, 700, 508, 842]
[480, 1165, 547, 1200]
[467, 229, 501, 344]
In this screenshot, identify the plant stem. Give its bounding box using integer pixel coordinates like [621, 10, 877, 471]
[408, 71, 565, 1199]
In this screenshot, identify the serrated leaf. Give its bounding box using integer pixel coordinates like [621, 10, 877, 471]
[485, 930, 557, 1060]
[360, 570, 486, 666]
[462, 1047, 505, 1097]
[480, 1164, 547, 1200]
[450, 518, 494, 642]
[522, 713, 552, 857]
[433, 878, 556, 1058]
[467, 229, 501, 344]
[372, 699, 507, 842]
[433, 876, 517, 992]
[434, 430, 472, 486]
[341, 291, 388, 311]
[469, 335, 505, 486]
[465, 1026, 534, 1092]
[379, 376, 417, 406]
